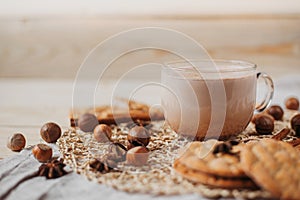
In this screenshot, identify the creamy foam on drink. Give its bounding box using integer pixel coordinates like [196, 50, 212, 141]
[161, 68, 256, 140]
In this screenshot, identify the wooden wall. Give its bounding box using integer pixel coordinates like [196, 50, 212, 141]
[0, 15, 299, 80]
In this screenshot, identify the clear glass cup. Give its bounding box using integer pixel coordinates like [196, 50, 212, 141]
[161, 59, 273, 140]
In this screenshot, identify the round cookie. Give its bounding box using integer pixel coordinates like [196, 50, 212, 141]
[177, 141, 247, 178]
[240, 138, 300, 199]
[173, 159, 257, 189]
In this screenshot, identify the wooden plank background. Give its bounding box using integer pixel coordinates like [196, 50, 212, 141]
[0, 15, 299, 80]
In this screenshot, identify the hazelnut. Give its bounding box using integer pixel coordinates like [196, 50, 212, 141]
[285, 97, 299, 110]
[7, 133, 26, 152]
[266, 105, 284, 120]
[78, 113, 99, 132]
[127, 126, 150, 147]
[107, 142, 127, 162]
[291, 114, 300, 136]
[32, 144, 53, 163]
[254, 114, 274, 135]
[40, 122, 62, 143]
[251, 113, 274, 124]
[213, 142, 232, 154]
[127, 142, 136, 150]
[126, 146, 149, 166]
[93, 124, 112, 143]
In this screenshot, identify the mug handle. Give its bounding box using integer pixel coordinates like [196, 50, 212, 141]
[255, 72, 274, 112]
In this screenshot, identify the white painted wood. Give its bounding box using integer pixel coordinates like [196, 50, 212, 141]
[0, 0, 299, 16]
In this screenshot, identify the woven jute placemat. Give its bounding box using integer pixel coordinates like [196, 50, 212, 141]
[57, 110, 298, 199]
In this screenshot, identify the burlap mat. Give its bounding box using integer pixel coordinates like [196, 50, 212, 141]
[57, 110, 298, 199]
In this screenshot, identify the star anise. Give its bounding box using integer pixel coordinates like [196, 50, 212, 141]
[89, 155, 120, 173]
[38, 158, 68, 179]
[213, 140, 240, 155]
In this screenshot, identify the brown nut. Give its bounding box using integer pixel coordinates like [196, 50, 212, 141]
[32, 144, 53, 163]
[127, 142, 136, 150]
[126, 146, 149, 166]
[93, 124, 112, 143]
[266, 105, 284, 120]
[78, 113, 99, 132]
[251, 113, 274, 124]
[127, 126, 150, 147]
[291, 114, 300, 136]
[40, 122, 62, 143]
[254, 114, 274, 135]
[285, 97, 299, 110]
[108, 142, 127, 162]
[7, 133, 26, 152]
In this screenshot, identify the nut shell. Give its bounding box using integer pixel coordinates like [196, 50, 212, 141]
[127, 126, 150, 147]
[7, 133, 26, 152]
[32, 144, 53, 163]
[126, 146, 149, 166]
[78, 113, 99, 132]
[291, 114, 300, 136]
[255, 114, 274, 135]
[285, 97, 299, 110]
[127, 142, 136, 150]
[93, 124, 112, 143]
[266, 105, 284, 120]
[108, 142, 127, 162]
[252, 113, 274, 124]
[40, 122, 62, 143]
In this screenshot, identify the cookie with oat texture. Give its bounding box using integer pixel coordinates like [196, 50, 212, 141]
[173, 140, 257, 189]
[240, 138, 300, 199]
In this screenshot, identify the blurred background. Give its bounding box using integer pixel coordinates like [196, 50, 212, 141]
[0, 0, 300, 80]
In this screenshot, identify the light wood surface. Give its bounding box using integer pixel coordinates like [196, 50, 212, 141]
[0, 79, 71, 159]
[0, 16, 299, 80]
[0, 79, 162, 159]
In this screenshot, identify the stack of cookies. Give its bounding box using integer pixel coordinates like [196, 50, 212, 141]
[174, 138, 300, 199]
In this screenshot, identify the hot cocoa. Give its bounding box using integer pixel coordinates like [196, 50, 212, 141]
[161, 60, 273, 140]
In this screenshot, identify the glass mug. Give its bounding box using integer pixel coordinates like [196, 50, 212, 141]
[161, 59, 274, 140]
